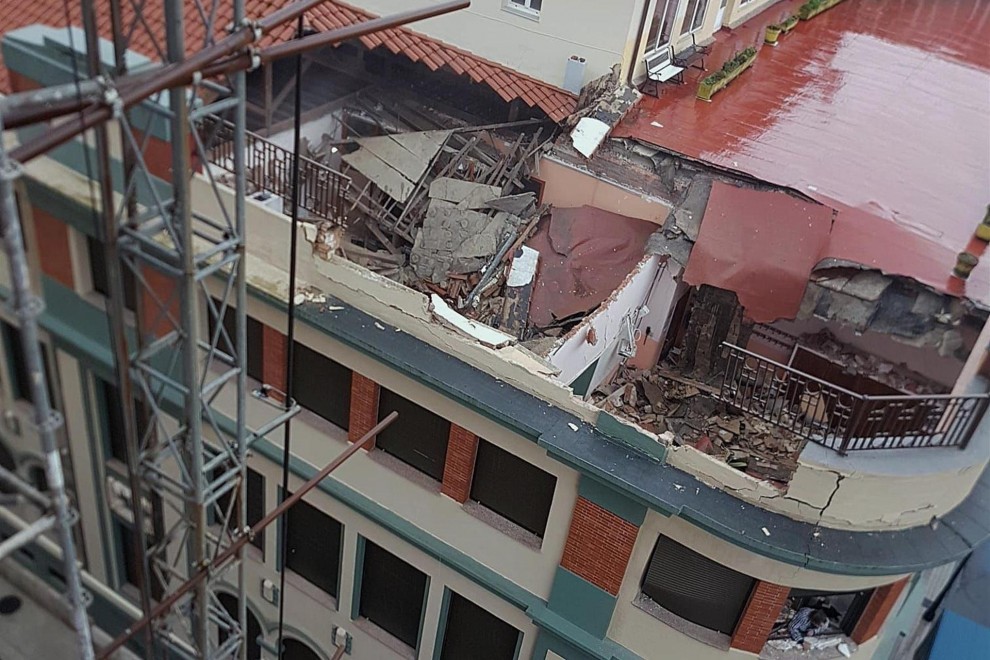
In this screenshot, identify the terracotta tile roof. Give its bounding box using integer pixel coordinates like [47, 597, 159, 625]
[0, 0, 577, 121]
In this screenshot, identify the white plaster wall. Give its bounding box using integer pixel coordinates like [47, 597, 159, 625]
[548, 255, 661, 386]
[350, 0, 647, 89]
[608, 510, 902, 659]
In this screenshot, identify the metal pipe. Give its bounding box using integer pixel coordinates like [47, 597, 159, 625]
[0, 464, 52, 509]
[95, 412, 398, 660]
[7, 0, 470, 164]
[0, 112, 95, 660]
[0, 515, 57, 561]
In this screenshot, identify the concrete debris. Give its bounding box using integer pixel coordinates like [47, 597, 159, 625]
[428, 294, 514, 349]
[429, 177, 504, 209]
[801, 330, 940, 394]
[485, 192, 536, 216]
[410, 202, 510, 283]
[592, 365, 806, 485]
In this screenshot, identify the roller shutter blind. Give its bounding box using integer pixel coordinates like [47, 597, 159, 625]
[642, 536, 755, 634]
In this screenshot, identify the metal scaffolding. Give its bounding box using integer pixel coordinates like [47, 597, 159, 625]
[0, 1, 465, 658]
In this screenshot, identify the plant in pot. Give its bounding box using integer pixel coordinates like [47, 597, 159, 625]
[781, 15, 799, 32]
[798, 0, 823, 20]
[697, 71, 728, 101]
[765, 23, 782, 45]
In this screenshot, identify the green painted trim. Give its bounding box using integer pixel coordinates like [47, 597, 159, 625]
[570, 359, 598, 398]
[595, 412, 666, 463]
[513, 628, 524, 660]
[80, 366, 117, 583]
[547, 567, 616, 640]
[351, 535, 366, 622]
[23, 176, 99, 238]
[432, 588, 452, 660]
[417, 574, 431, 652]
[578, 475, 647, 526]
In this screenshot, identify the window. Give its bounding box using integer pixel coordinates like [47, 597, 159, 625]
[115, 517, 164, 599]
[207, 298, 264, 381]
[88, 235, 138, 311]
[440, 591, 520, 660]
[217, 593, 262, 660]
[641, 535, 754, 634]
[284, 493, 342, 598]
[507, 0, 542, 15]
[100, 380, 149, 464]
[470, 440, 556, 538]
[292, 342, 351, 430]
[776, 588, 874, 639]
[359, 540, 428, 649]
[213, 466, 265, 553]
[2, 321, 51, 405]
[645, 0, 679, 52]
[376, 389, 449, 481]
[684, 0, 707, 32]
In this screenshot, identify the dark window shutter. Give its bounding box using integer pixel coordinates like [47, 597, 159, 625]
[470, 440, 556, 538]
[217, 593, 262, 660]
[208, 298, 264, 382]
[642, 536, 754, 634]
[282, 640, 321, 660]
[88, 236, 137, 311]
[246, 469, 265, 552]
[376, 389, 449, 481]
[284, 495, 342, 597]
[440, 592, 519, 660]
[292, 342, 352, 430]
[360, 541, 427, 648]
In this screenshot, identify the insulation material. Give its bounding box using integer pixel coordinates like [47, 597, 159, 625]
[570, 117, 610, 158]
[342, 130, 450, 203]
[526, 206, 658, 328]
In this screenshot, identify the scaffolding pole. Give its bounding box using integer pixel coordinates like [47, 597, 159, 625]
[0, 112, 96, 660]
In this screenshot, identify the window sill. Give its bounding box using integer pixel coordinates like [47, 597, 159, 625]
[632, 593, 731, 651]
[352, 617, 416, 660]
[368, 449, 442, 495]
[282, 568, 338, 611]
[502, 3, 541, 23]
[463, 500, 542, 551]
[761, 634, 858, 659]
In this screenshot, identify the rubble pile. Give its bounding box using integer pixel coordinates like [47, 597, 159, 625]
[802, 330, 941, 394]
[592, 366, 806, 485]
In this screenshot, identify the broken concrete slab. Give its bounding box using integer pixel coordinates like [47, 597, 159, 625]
[429, 177, 504, 209]
[485, 192, 536, 216]
[409, 202, 509, 283]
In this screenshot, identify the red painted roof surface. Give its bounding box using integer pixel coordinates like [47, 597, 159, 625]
[615, 0, 990, 306]
[526, 206, 657, 328]
[684, 181, 834, 323]
[0, 0, 577, 121]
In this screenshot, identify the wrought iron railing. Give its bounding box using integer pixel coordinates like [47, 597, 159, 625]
[203, 117, 351, 223]
[718, 343, 989, 454]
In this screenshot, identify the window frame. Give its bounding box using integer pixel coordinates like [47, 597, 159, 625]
[87, 234, 138, 312]
[282, 492, 343, 599]
[2, 321, 53, 406]
[376, 388, 450, 482]
[640, 535, 755, 635]
[469, 439, 556, 539]
[292, 341, 352, 430]
[358, 538, 429, 650]
[505, 0, 542, 19]
[645, 0, 680, 54]
[683, 0, 708, 33]
[439, 589, 521, 660]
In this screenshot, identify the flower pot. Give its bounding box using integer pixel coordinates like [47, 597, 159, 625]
[781, 16, 799, 32]
[953, 252, 979, 278]
[765, 26, 781, 45]
[976, 220, 990, 242]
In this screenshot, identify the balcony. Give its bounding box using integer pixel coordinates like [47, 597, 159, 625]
[718, 344, 989, 454]
[203, 118, 351, 224]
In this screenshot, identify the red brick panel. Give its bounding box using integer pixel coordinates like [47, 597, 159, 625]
[731, 581, 791, 653]
[851, 578, 909, 644]
[348, 373, 380, 446]
[31, 208, 74, 288]
[139, 266, 179, 339]
[560, 497, 639, 596]
[261, 325, 287, 394]
[440, 425, 479, 503]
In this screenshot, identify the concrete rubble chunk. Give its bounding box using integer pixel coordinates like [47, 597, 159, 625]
[429, 177, 504, 209]
[409, 201, 508, 283]
[485, 192, 536, 216]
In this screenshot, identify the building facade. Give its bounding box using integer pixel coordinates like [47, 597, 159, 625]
[1, 1, 989, 659]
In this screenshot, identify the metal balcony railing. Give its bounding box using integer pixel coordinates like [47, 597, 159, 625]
[203, 117, 351, 223]
[718, 343, 989, 454]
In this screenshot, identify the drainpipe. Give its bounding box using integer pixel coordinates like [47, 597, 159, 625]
[952, 312, 990, 395]
[628, 0, 653, 86]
